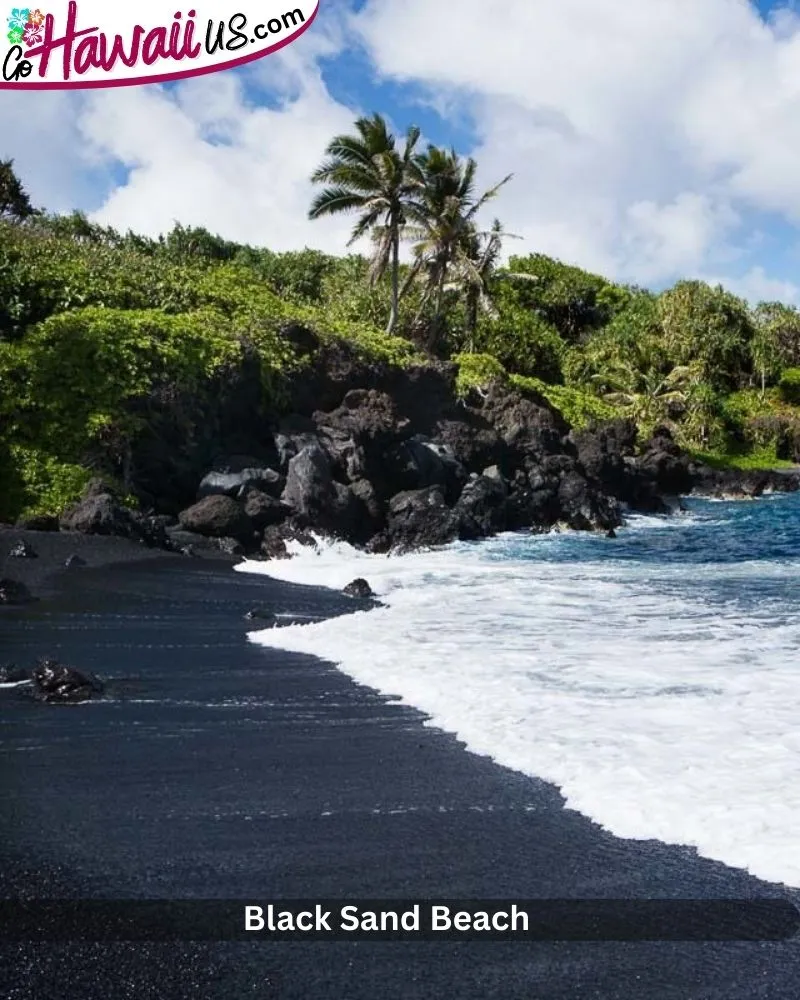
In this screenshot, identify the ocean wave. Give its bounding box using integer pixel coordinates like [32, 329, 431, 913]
[237, 495, 800, 887]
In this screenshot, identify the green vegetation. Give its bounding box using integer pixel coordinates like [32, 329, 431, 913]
[778, 368, 800, 405]
[3, 118, 800, 521]
[453, 352, 508, 397]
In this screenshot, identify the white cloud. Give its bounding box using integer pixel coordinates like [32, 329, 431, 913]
[77, 29, 360, 250]
[354, 0, 800, 289]
[80, 73, 356, 251]
[0, 12, 362, 252]
[703, 265, 800, 304]
[2, 0, 800, 297]
[0, 90, 102, 212]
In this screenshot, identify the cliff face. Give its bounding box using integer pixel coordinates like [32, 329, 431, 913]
[40, 333, 791, 562]
[9, 325, 797, 560]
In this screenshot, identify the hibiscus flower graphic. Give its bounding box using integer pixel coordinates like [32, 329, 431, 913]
[27, 7, 44, 26]
[6, 25, 23, 44]
[22, 20, 41, 45]
[6, 8, 30, 31]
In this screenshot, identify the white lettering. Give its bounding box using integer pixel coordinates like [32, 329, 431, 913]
[510, 904, 528, 931]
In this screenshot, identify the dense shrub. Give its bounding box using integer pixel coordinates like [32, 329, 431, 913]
[454, 353, 508, 396]
[778, 368, 800, 405]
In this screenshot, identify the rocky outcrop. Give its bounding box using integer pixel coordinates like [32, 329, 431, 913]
[688, 464, 800, 500]
[372, 487, 460, 554]
[178, 495, 254, 544]
[343, 579, 374, 598]
[60, 481, 168, 548]
[242, 490, 291, 531]
[23, 337, 800, 561]
[637, 426, 694, 496]
[480, 383, 567, 463]
[198, 462, 285, 501]
[30, 658, 104, 704]
[570, 419, 669, 514]
[455, 472, 509, 540]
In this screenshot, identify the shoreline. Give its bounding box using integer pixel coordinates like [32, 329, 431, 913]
[2, 460, 796, 606]
[3, 542, 800, 996]
[0, 526, 236, 605]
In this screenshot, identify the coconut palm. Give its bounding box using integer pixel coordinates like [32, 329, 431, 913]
[444, 219, 543, 352]
[308, 113, 420, 334]
[402, 147, 511, 347]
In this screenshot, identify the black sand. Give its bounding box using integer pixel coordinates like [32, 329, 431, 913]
[2, 543, 800, 998]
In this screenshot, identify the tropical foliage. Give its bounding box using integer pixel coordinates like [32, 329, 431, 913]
[3, 126, 800, 519]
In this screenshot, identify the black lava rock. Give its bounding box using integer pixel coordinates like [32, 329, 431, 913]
[0, 578, 35, 605]
[9, 540, 37, 559]
[30, 658, 104, 704]
[244, 608, 277, 624]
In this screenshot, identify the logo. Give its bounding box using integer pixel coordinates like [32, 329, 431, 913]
[1, 0, 319, 89]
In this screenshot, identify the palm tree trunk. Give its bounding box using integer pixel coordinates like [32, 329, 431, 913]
[387, 224, 399, 334]
[434, 262, 446, 324]
[466, 289, 478, 352]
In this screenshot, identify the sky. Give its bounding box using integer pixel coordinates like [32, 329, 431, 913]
[5, 0, 800, 302]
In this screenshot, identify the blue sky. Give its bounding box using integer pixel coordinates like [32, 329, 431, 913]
[4, 0, 800, 303]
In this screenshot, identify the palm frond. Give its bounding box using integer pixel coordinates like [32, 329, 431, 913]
[308, 187, 367, 220]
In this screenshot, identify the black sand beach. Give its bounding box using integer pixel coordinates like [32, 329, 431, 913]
[2, 539, 800, 998]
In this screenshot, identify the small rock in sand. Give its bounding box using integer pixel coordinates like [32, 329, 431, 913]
[31, 658, 104, 704]
[0, 578, 36, 605]
[244, 608, 276, 623]
[9, 540, 37, 559]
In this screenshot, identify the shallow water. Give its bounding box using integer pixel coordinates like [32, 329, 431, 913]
[242, 494, 800, 887]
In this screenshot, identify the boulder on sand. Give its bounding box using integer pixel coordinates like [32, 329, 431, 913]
[178, 495, 253, 543]
[30, 658, 104, 704]
[60, 485, 168, 548]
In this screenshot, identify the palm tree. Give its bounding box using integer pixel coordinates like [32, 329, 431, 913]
[402, 147, 511, 349]
[308, 113, 420, 334]
[445, 219, 541, 352]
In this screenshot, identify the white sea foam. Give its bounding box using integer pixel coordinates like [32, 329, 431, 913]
[237, 519, 800, 887]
